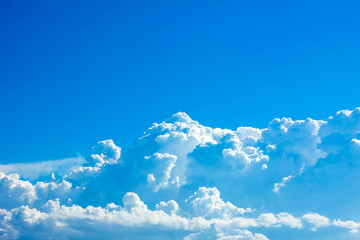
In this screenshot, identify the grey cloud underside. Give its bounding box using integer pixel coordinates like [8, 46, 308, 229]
[2, 109, 360, 239]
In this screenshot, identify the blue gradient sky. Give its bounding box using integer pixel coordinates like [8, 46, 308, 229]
[1, 0, 360, 163]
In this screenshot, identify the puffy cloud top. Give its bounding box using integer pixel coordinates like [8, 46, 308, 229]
[188, 187, 251, 218]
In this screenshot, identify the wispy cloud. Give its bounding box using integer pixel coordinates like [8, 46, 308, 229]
[0, 157, 85, 180]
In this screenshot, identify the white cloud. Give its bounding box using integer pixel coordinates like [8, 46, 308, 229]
[0, 193, 191, 239]
[0, 171, 80, 211]
[319, 108, 360, 138]
[302, 213, 331, 231]
[187, 187, 251, 219]
[273, 175, 293, 193]
[261, 117, 326, 170]
[0, 184, 357, 239]
[185, 229, 269, 240]
[276, 212, 302, 229]
[156, 200, 179, 215]
[217, 230, 269, 240]
[235, 127, 262, 140]
[222, 133, 269, 168]
[145, 153, 178, 192]
[0, 172, 37, 208]
[333, 219, 360, 233]
[63, 140, 121, 183]
[141, 112, 268, 188]
[90, 140, 121, 167]
[2, 109, 360, 239]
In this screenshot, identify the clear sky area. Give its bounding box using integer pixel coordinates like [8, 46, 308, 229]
[1, 0, 359, 162]
[1, 1, 360, 239]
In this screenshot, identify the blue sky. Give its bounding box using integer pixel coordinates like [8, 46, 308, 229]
[1, 0, 359, 163]
[1, 1, 360, 239]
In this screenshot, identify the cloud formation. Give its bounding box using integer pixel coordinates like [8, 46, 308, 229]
[1, 108, 360, 239]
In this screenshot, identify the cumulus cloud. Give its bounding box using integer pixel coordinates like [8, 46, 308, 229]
[302, 213, 331, 231]
[90, 140, 121, 167]
[0, 193, 191, 239]
[0, 188, 333, 240]
[187, 187, 251, 218]
[156, 200, 179, 215]
[64, 140, 121, 183]
[139, 113, 268, 189]
[333, 219, 360, 233]
[0, 172, 37, 209]
[276, 212, 303, 229]
[319, 108, 360, 138]
[2, 109, 360, 239]
[184, 229, 269, 240]
[145, 153, 178, 192]
[0, 171, 80, 210]
[216, 230, 269, 240]
[260, 117, 326, 174]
